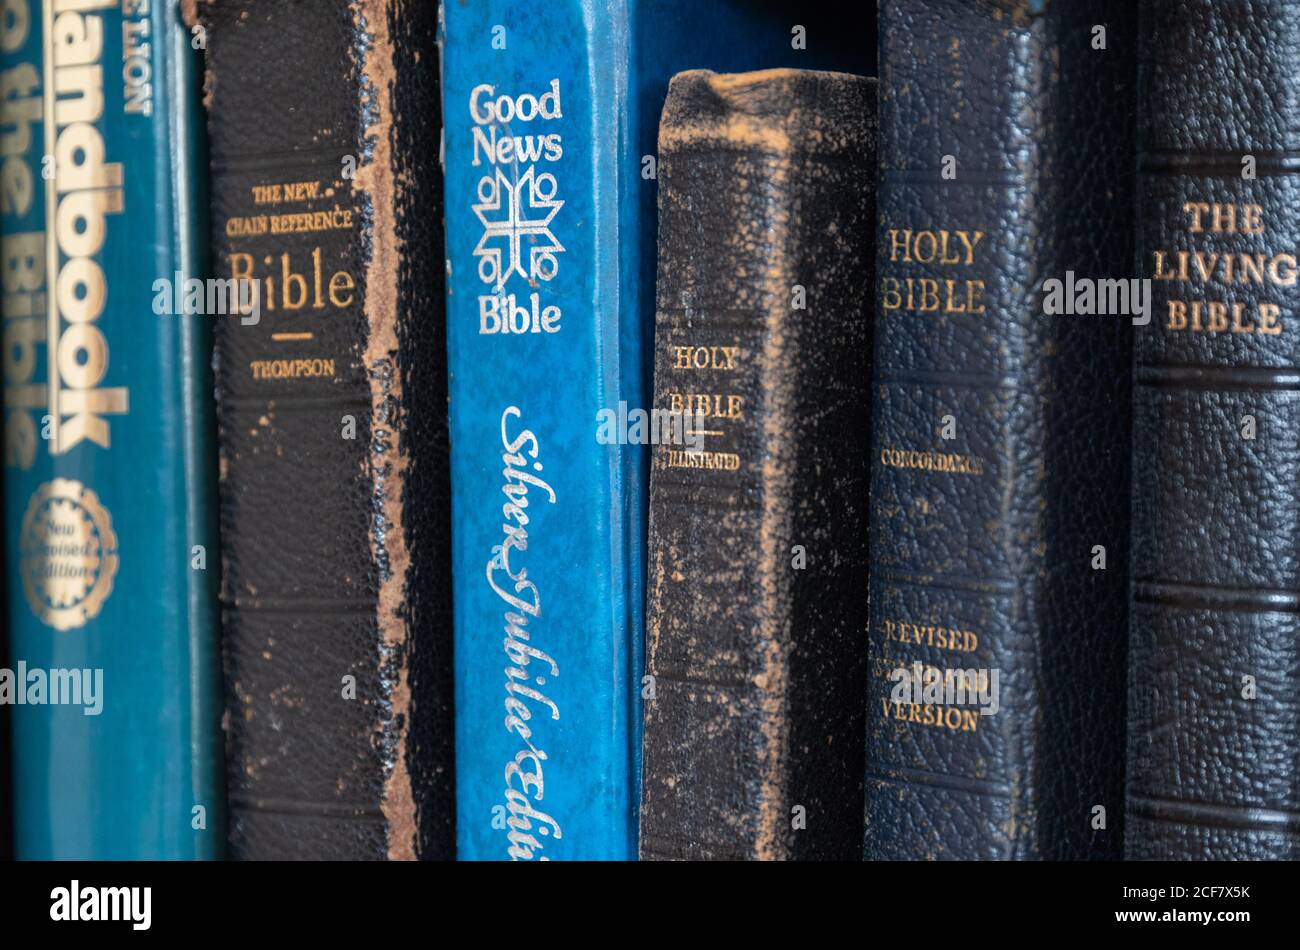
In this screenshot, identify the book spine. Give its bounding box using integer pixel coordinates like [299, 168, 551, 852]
[440, 0, 644, 861]
[1, 0, 223, 858]
[866, 0, 1135, 859]
[637, 69, 876, 861]
[196, 0, 453, 860]
[1129, 0, 1300, 860]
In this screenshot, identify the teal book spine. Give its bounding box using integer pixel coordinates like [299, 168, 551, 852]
[440, 0, 870, 860]
[0, 0, 223, 859]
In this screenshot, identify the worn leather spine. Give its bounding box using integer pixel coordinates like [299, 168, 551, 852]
[866, 0, 1135, 860]
[1129, 0, 1300, 860]
[194, 0, 453, 860]
[639, 70, 875, 861]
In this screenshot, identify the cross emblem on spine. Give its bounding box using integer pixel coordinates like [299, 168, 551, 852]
[472, 165, 565, 289]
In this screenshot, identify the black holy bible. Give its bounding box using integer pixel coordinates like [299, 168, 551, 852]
[639, 69, 876, 861]
[866, 0, 1136, 859]
[1129, 0, 1300, 860]
[193, 0, 453, 859]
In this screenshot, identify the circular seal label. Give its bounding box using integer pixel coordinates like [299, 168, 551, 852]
[19, 478, 119, 631]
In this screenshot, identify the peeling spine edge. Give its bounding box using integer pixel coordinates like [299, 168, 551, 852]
[351, 0, 417, 862]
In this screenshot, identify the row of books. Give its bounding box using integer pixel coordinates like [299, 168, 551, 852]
[1, 0, 1296, 861]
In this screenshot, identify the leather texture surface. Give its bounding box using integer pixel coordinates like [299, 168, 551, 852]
[639, 70, 876, 861]
[1129, 0, 1300, 860]
[866, 0, 1136, 860]
[197, 0, 453, 860]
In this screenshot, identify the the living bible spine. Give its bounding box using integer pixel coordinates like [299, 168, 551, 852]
[193, 0, 453, 859]
[1129, 0, 1300, 860]
[638, 69, 875, 861]
[865, 0, 1136, 859]
[440, 0, 871, 860]
[1, 0, 223, 858]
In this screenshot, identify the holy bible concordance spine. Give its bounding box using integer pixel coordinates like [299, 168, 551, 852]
[193, 0, 453, 859]
[638, 69, 875, 861]
[865, 0, 1136, 860]
[1129, 0, 1300, 860]
[1, 1, 223, 857]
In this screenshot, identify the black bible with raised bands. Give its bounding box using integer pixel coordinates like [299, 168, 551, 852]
[1129, 0, 1300, 860]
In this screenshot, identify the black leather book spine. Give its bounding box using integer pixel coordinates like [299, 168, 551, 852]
[639, 69, 876, 861]
[194, 0, 453, 859]
[866, 0, 1136, 859]
[1129, 0, 1300, 860]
